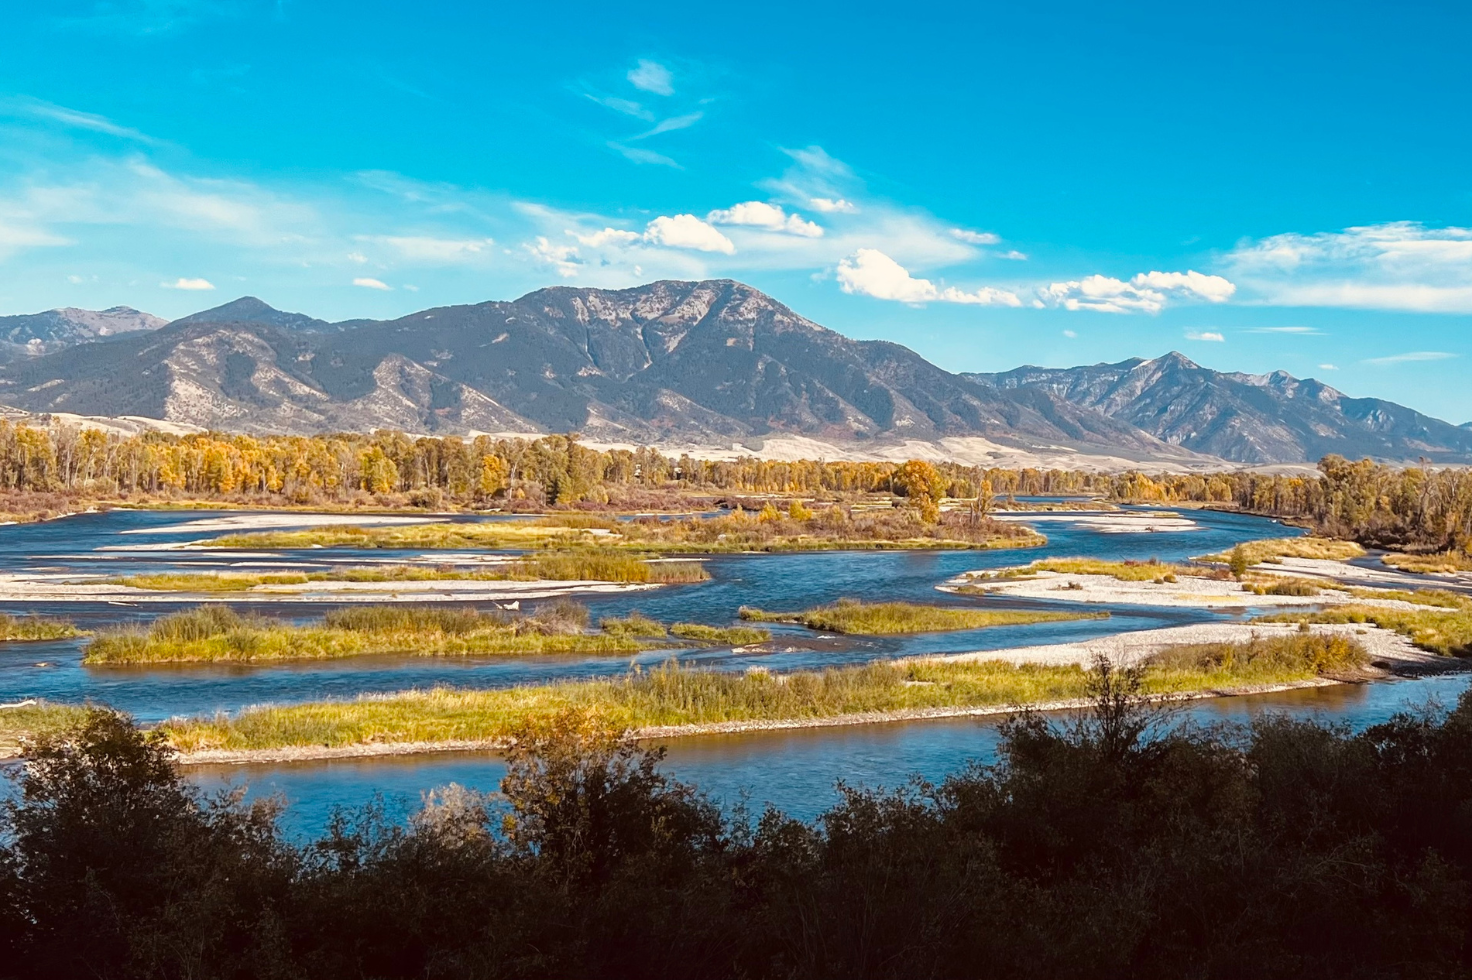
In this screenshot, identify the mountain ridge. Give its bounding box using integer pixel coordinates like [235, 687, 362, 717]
[0, 283, 1463, 466]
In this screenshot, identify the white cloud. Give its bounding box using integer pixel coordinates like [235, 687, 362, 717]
[809, 197, 856, 214]
[1131, 270, 1236, 303]
[1318, 364, 1338, 371]
[346, 251, 368, 264]
[1185, 330, 1225, 342]
[643, 214, 734, 254]
[1248, 325, 1323, 335]
[163, 277, 214, 290]
[1225, 222, 1472, 312]
[836, 249, 1020, 307]
[627, 59, 674, 96]
[585, 94, 652, 120]
[707, 201, 822, 237]
[1041, 269, 1236, 314]
[353, 277, 392, 290]
[365, 235, 495, 263]
[998, 250, 1028, 260]
[950, 228, 1000, 245]
[523, 236, 581, 277]
[1362, 351, 1457, 366]
[1062, 329, 1077, 338]
[573, 227, 641, 248]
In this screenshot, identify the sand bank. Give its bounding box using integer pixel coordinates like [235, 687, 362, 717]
[990, 513, 1200, 534]
[120, 513, 439, 535]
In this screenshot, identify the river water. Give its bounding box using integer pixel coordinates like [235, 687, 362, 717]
[2, 504, 1466, 836]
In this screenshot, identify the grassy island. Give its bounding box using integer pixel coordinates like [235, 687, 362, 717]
[1199, 537, 1365, 565]
[1261, 592, 1472, 656]
[739, 599, 1106, 634]
[154, 632, 1364, 754]
[104, 551, 707, 591]
[84, 605, 772, 665]
[201, 507, 1046, 554]
[0, 614, 86, 641]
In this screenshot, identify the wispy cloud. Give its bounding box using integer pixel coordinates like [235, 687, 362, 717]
[1, 97, 156, 143]
[1318, 364, 1338, 370]
[1247, 325, 1324, 335]
[608, 142, 680, 168]
[55, 0, 247, 36]
[627, 59, 674, 96]
[950, 228, 1000, 245]
[583, 94, 652, 120]
[1362, 351, 1457, 366]
[1226, 222, 1472, 313]
[1185, 330, 1225, 342]
[163, 277, 215, 290]
[631, 111, 704, 140]
[352, 277, 391, 290]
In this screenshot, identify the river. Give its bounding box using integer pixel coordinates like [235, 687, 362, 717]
[2, 503, 1466, 836]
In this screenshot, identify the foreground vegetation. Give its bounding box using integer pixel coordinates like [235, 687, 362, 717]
[738, 598, 1106, 634]
[0, 614, 85, 641]
[156, 633, 1354, 753]
[967, 557, 1211, 584]
[11, 651, 1472, 979]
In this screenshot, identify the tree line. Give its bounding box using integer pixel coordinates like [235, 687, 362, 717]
[4, 670, 1472, 979]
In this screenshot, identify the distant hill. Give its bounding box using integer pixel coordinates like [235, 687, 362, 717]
[0, 306, 165, 354]
[1, 283, 1466, 466]
[968, 352, 1472, 464]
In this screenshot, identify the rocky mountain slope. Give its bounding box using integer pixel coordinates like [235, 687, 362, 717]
[0, 306, 165, 354]
[969, 352, 1472, 464]
[0, 281, 1188, 458]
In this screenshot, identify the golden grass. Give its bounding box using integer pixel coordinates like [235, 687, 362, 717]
[202, 511, 1048, 555]
[1260, 600, 1472, 656]
[1242, 574, 1324, 597]
[999, 557, 1206, 582]
[0, 614, 86, 641]
[83, 604, 651, 665]
[0, 701, 91, 752]
[105, 551, 707, 591]
[157, 636, 1357, 754]
[668, 623, 771, 645]
[1381, 551, 1472, 574]
[1200, 537, 1365, 565]
[738, 598, 1107, 635]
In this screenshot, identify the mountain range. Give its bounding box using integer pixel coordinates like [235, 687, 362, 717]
[0, 280, 1464, 467]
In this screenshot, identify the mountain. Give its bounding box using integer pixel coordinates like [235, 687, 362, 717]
[0, 282, 1192, 461]
[170, 296, 334, 332]
[968, 352, 1472, 464]
[0, 306, 165, 353]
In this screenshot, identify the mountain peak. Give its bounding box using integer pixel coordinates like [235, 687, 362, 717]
[172, 297, 331, 332]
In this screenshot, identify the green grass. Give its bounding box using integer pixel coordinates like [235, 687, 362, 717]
[1345, 587, 1468, 608]
[104, 551, 707, 591]
[1146, 632, 1366, 678]
[1259, 602, 1472, 656]
[668, 623, 771, 645]
[1381, 551, 1472, 574]
[0, 614, 86, 641]
[739, 598, 1107, 635]
[1200, 537, 1365, 565]
[599, 613, 668, 637]
[0, 700, 91, 753]
[156, 635, 1359, 754]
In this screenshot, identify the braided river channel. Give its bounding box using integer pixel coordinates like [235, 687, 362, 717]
[2, 504, 1468, 836]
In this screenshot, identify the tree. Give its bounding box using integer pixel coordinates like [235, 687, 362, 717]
[893, 459, 945, 523]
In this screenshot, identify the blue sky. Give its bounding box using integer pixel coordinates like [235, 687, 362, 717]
[2, 0, 1471, 418]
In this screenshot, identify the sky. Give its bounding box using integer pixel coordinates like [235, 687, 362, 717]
[1, 0, 1471, 419]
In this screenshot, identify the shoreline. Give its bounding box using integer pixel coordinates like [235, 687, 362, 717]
[167, 676, 1347, 767]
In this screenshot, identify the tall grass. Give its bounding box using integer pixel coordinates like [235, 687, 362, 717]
[667, 623, 771, 645]
[204, 509, 1049, 554]
[1200, 537, 1365, 565]
[740, 598, 1107, 634]
[1261, 602, 1472, 656]
[84, 604, 646, 665]
[1021, 557, 1205, 581]
[0, 614, 85, 641]
[1382, 551, 1472, 574]
[1147, 632, 1366, 678]
[0, 700, 90, 752]
[108, 552, 707, 591]
[159, 634, 1361, 753]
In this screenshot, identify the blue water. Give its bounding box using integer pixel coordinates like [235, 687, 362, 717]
[0, 505, 1293, 721]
